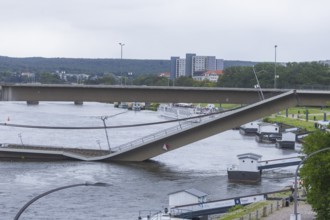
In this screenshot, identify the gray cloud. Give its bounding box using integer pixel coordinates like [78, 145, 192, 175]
[0, 0, 329, 62]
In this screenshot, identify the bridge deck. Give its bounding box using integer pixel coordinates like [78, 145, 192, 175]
[0, 144, 109, 161]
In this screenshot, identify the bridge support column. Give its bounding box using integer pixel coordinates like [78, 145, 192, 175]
[26, 101, 39, 105]
[74, 101, 83, 105]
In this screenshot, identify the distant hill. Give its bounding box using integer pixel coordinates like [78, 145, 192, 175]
[0, 56, 258, 75]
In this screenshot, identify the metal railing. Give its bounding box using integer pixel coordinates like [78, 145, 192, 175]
[112, 113, 225, 154]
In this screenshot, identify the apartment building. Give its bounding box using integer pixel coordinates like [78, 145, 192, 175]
[170, 53, 224, 79]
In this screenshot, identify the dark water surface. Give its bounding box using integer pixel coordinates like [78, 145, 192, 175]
[0, 102, 300, 219]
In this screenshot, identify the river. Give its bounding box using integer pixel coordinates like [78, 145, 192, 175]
[0, 102, 301, 219]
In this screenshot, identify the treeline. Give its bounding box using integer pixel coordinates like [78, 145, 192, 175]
[0, 56, 256, 76]
[0, 56, 170, 75]
[1, 56, 329, 89]
[217, 62, 330, 89]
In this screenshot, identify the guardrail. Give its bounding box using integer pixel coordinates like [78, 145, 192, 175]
[112, 113, 225, 154]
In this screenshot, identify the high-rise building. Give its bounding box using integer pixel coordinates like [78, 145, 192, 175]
[185, 53, 196, 77]
[206, 56, 217, 71]
[216, 59, 224, 71]
[192, 56, 207, 72]
[171, 53, 223, 79]
[170, 56, 179, 79]
[176, 59, 186, 78]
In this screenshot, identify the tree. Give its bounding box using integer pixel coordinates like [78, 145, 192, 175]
[299, 131, 330, 220]
[37, 72, 64, 84]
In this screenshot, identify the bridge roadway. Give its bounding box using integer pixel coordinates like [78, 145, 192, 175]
[1, 84, 330, 161]
[1, 83, 287, 104]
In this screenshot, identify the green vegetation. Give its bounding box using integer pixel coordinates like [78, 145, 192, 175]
[145, 103, 160, 111]
[219, 201, 268, 220]
[218, 62, 330, 89]
[0, 56, 170, 75]
[219, 103, 242, 110]
[1, 56, 330, 90]
[263, 106, 330, 131]
[299, 131, 330, 220]
[264, 115, 317, 131]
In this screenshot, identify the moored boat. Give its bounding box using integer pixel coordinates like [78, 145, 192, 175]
[227, 153, 262, 183]
[157, 103, 218, 122]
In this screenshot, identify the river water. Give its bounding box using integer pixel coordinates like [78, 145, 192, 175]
[0, 102, 301, 220]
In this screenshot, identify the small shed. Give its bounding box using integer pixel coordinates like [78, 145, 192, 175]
[239, 121, 260, 135]
[316, 120, 330, 130]
[237, 153, 262, 172]
[281, 131, 296, 142]
[168, 188, 207, 208]
[257, 123, 280, 134]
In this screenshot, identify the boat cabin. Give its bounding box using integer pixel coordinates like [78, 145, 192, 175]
[276, 131, 296, 149]
[256, 123, 281, 143]
[168, 188, 207, 208]
[227, 153, 262, 182]
[239, 121, 260, 135]
[257, 123, 280, 134]
[236, 153, 262, 172]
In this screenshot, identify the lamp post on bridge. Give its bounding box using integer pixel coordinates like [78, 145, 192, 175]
[274, 45, 278, 89]
[119, 42, 125, 85]
[98, 111, 128, 153]
[101, 116, 112, 152]
[14, 182, 109, 220]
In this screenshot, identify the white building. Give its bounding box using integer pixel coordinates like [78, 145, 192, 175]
[192, 70, 222, 82]
[170, 54, 223, 79]
[192, 56, 208, 72]
[168, 188, 207, 208]
[236, 153, 262, 172]
[257, 123, 280, 134]
[176, 58, 186, 77]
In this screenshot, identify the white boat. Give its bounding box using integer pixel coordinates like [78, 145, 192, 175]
[157, 103, 198, 120]
[157, 103, 219, 122]
[227, 153, 262, 183]
[131, 102, 142, 111]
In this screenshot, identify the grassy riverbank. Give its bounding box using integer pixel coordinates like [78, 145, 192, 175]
[263, 107, 330, 132]
[219, 189, 293, 220]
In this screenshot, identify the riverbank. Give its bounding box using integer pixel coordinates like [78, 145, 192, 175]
[263, 201, 315, 220]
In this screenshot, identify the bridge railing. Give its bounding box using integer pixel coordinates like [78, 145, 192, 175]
[112, 113, 224, 154]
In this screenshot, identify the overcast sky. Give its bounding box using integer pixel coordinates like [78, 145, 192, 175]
[0, 0, 329, 62]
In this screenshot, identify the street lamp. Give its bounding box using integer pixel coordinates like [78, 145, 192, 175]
[14, 182, 109, 220]
[98, 111, 128, 153]
[291, 147, 330, 220]
[119, 42, 125, 85]
[100, 116, 111, 152]
[274, 45, 278, 89]
[18, 133, 24, 145]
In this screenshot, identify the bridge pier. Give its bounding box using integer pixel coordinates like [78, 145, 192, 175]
[74, 101, 83, 105]
[26, 101, 39, 105]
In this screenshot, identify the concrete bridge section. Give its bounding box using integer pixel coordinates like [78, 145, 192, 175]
[1, 84, 329, 106]
[1, 84, 286, 104]
[100, 89, 330, 161]
[104, 90, 300, 161]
